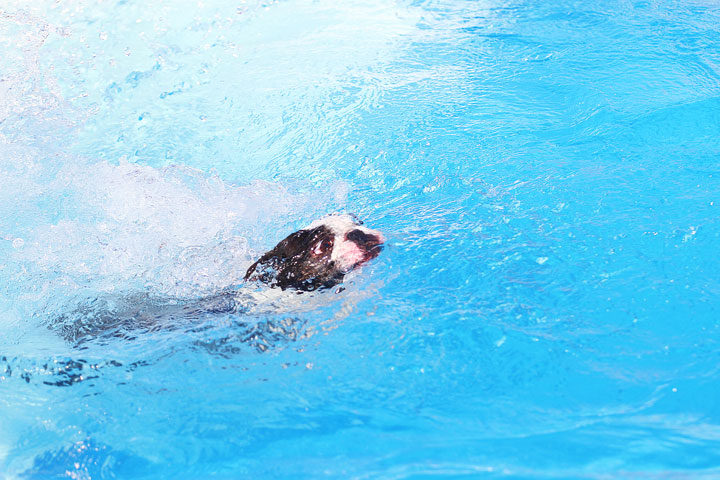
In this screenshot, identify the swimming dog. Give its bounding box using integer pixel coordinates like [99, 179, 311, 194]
[53, 214, 383, 344]
[244, 214, 384, 291]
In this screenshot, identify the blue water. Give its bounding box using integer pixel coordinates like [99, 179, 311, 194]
[1, 0, 720, 478]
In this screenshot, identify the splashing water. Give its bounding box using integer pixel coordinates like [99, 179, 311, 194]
[2, 0, 720, 478]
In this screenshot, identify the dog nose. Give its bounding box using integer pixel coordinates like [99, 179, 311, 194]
[346, 229, 381, 248]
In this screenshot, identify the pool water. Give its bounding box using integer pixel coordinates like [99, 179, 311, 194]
[2, 0, 720, 478]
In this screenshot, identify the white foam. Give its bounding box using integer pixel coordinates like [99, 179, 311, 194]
[0, 0, 415, 321]
[9, 160, 337, 307]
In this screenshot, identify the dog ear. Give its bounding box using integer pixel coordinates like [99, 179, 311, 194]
[243, 258, 262, 281]
[244, 225, 347, 291]
[244, 250, 279, 282]
[243, 230, 308, 282]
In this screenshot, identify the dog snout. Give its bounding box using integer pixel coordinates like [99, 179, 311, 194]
[346, 229, 382, 248]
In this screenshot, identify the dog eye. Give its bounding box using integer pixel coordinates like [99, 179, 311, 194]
[312, 238, 333, 256]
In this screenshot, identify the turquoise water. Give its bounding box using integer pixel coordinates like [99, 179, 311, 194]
[1, 0, 720, 478]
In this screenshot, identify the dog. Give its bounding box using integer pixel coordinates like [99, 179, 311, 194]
[244, 214, 384, 291]
[53, 214, 383, 344]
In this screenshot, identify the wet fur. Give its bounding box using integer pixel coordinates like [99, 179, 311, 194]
[244, 216, 383, 291]
[52, 215, 383, 344]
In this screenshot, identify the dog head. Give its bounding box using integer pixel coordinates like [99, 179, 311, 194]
[244, 214, 384, 291]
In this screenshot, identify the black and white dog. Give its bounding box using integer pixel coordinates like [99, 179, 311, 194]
[55, 214, 383, 344]
[245, 214, 384, 291]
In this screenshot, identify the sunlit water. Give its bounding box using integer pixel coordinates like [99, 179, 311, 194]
[1, 0, 719, 478]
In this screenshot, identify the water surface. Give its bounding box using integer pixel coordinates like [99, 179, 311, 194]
[1, 0, 720, 478]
